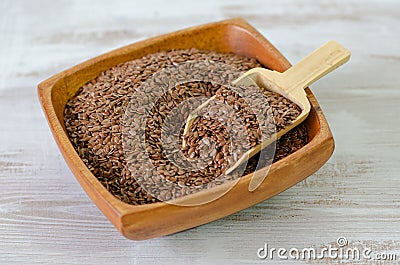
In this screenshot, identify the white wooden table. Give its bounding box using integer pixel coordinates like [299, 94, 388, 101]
[1, 0, 399, 264]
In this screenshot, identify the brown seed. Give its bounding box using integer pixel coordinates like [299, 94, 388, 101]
[64, 48, 307, 205]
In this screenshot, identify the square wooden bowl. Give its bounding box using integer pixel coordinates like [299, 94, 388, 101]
[38, 18, 334, 240]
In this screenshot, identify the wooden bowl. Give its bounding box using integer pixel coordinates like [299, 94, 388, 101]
[38, 18, 334, 240]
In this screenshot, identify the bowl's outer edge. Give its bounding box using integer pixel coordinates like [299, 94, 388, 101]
[37, 18, 335, 240]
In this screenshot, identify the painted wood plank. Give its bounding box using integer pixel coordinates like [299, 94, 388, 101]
[0, 0, 399, 264]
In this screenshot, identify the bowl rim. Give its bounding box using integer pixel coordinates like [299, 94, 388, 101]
[38, 18, 334, 230]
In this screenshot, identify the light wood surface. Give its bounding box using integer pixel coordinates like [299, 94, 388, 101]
[1, 0, 399, 264]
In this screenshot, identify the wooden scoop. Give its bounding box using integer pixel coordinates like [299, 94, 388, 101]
[183, 40, 350, 179]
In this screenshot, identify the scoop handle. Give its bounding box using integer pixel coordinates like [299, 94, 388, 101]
[280, 40, 350, 93]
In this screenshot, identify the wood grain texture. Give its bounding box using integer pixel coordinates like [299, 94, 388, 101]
[1, 0, 399, 264]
